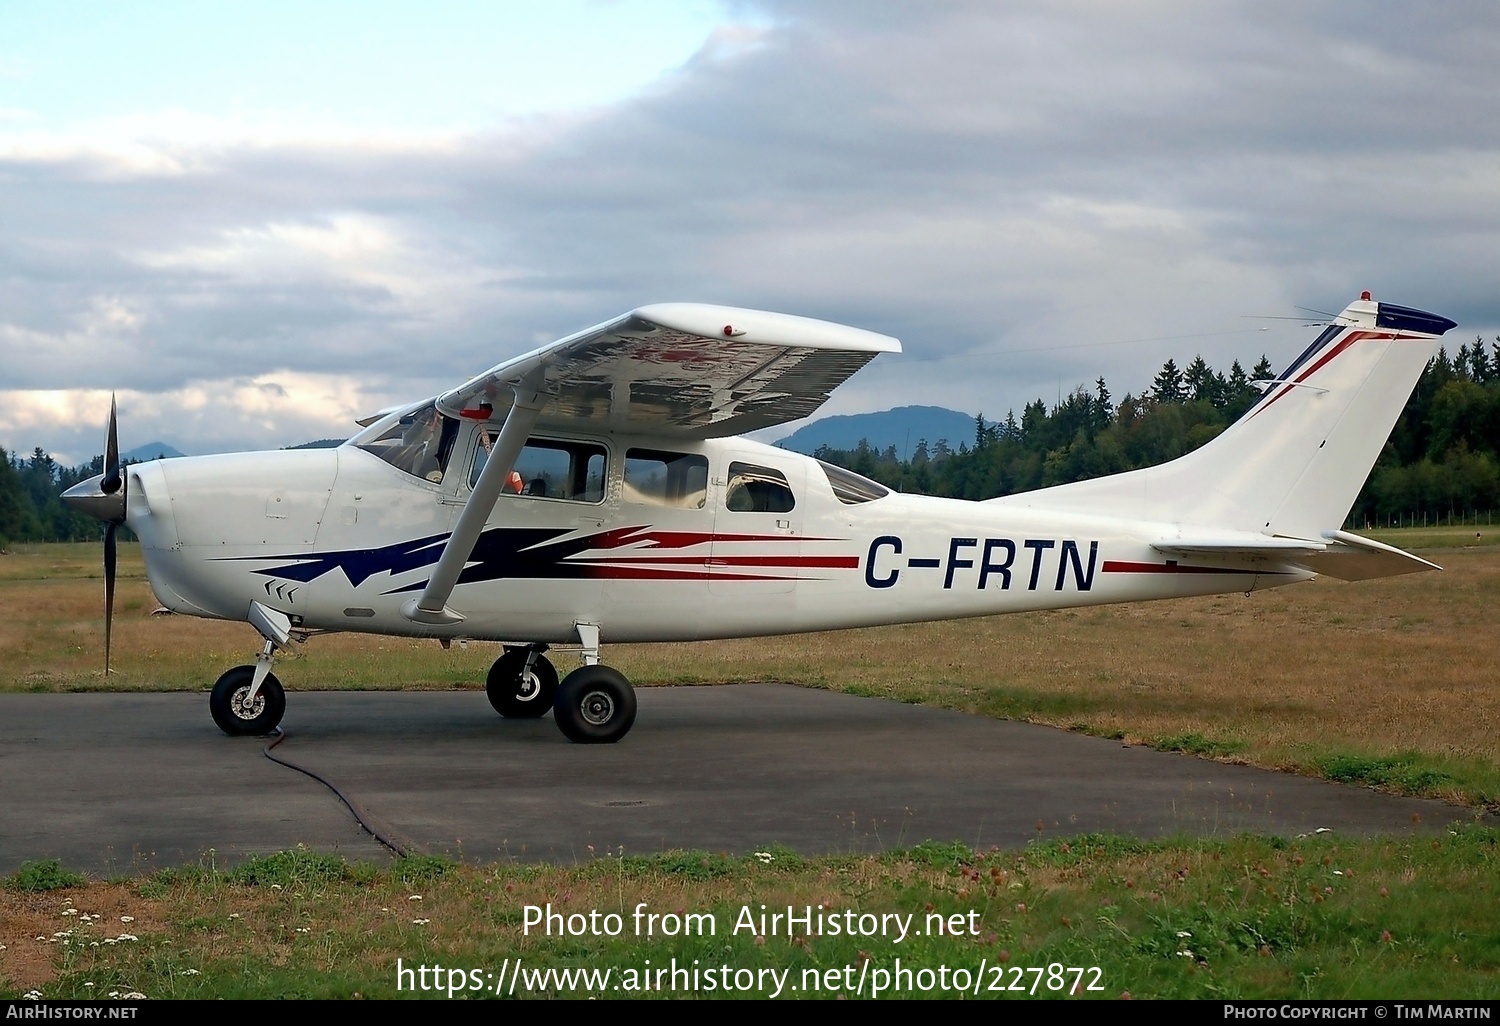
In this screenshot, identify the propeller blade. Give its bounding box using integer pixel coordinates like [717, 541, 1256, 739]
[102, 394, 121, 496]
[104, 521, 117, 675]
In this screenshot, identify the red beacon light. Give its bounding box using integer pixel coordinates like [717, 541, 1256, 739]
[460, 403, 494, 421]
[1360, 290, 1372, 301]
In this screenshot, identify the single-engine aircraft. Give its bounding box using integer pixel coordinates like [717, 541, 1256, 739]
[64, 294, 1456, 743]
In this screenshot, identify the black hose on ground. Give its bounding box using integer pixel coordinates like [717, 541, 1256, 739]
[262, 728, 416, 858]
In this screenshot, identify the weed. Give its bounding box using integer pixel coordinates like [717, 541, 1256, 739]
[394, 854, 455, 885]
[226, 847, 352, 888]
[5, 859, 85, 892]
[1155, 732, 1246, 758]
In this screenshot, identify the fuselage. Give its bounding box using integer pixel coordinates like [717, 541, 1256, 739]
[121, 412, 1310, 646]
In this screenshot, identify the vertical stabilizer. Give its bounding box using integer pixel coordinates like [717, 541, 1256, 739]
[1000, 295, 1457, 539]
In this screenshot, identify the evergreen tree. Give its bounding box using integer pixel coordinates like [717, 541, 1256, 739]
[1151, 359, 1185, 404]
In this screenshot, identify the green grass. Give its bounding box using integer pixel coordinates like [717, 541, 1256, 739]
[5, 860, 86, 893]
[4, 833, 1498, 999]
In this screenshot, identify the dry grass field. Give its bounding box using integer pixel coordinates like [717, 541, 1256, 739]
[4, 534, 1500, 999]
[3, 533, 1497, 804]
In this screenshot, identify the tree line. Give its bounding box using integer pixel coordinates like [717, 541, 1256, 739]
[0, 449, 110, 547]
[812, 338, 1500, 528]
[5, 337, 1500, 546]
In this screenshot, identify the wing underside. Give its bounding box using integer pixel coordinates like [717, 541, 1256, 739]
[434, 304, 900, 438]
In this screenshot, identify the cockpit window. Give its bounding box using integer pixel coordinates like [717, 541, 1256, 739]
[725, 462, 796, 513]
[470, 437, 606, 503]
[818, 460, 889, 504]
[353, 402, 457, 482]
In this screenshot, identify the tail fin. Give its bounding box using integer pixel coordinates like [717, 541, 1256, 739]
[1003, 294, 1457, 540]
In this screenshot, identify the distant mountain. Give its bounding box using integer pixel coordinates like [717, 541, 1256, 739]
[121, 441, 185, 462]
[286, 438, 345, 450]
[774, 405, 976, 457]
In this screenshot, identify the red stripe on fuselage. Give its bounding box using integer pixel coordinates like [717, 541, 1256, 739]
[565, 525, 840, 551]
[584, 566, 795, 581]
[1101, 560, 1260, 575]
[574, 554, 859, 569]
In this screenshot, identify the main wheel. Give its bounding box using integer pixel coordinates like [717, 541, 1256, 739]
[210, 665, 286, 736]
[486, 648, 558, 718]
[553, 665, 637, 744]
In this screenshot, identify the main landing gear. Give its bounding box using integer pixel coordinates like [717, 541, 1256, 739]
[485, 625, 637, 744]
[486, 645, 559, 718]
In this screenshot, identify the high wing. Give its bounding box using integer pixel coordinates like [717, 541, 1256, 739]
[1151, 530, 1440, 581]
[403, 303, 899, 626]
[432, 303, 901, 438]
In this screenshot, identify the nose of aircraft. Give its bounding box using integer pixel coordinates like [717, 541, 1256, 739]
[63, 473, 127, 524]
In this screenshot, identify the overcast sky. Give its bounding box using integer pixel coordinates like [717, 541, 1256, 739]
[4, 1, 1499, 464]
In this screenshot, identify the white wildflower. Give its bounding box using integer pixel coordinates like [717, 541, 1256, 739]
[22, 991, 42, 1000]
[408, 894, 422, 901]
[182, 969, 201, 976]
[120, 992, 147, 1000]
[120, 915, 134, 923]
[412, 918, 430, 925]
[753, 851, 773, 864]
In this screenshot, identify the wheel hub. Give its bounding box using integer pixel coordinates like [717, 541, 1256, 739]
[516, 671, 540, 701]
[230, 686, 265, 721]
[580, 689, 615, 725]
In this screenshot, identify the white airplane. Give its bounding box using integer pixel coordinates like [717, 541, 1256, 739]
[64, 293, 1455, 744]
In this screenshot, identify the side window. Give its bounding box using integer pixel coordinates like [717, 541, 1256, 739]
[725, 462, 795, 513]
[471, 438, 606, 503]
[623, 449, 708, 508]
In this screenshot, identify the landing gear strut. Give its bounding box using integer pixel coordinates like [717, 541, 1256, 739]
[486, 645, 558, 718]
[210, 602, 293, 736]
[551, 622, 635, 743]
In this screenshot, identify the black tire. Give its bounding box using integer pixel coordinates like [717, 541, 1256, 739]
[210, 665, 286, 736]
[553, 665, 637, 744]
[486, 649, 558, 718]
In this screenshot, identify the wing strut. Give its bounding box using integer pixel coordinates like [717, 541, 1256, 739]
[401, 369, 548, 625]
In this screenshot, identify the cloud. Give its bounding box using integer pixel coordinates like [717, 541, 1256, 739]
[3, 0, 1499, 462]
[0, 372, 392, 465]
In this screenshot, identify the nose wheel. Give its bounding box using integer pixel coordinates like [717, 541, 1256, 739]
[210, 665, 287, 736]
[486, 647, 559, 718]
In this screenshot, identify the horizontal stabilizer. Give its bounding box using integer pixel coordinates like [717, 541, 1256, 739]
[1151, 530, 1439, 581]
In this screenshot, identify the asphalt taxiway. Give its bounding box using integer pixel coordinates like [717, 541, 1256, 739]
[0, 685, 1485, 875]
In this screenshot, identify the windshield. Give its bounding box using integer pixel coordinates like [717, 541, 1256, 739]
[351, 401, 458, 482]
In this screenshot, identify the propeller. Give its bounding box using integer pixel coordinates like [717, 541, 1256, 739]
[102, 396, 123, 674]
[61, 395, 128, 674]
